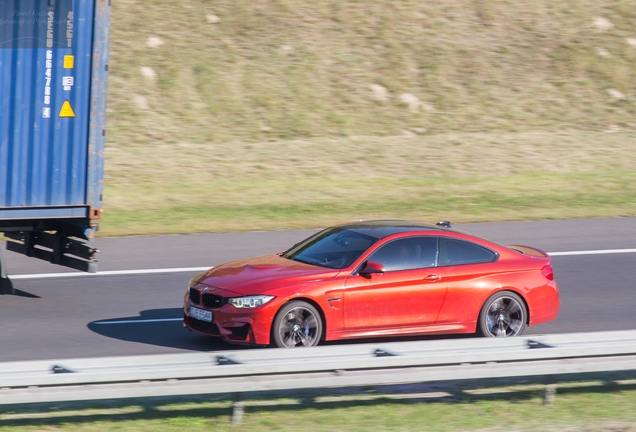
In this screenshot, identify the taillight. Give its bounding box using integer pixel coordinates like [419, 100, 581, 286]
[541, 265, 554, 281]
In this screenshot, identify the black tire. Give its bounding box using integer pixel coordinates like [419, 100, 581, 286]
[271, 301, 323, 348]
[477, 291, 527, 338]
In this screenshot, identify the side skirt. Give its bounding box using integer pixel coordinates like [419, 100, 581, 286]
[325, 323, 475, 341]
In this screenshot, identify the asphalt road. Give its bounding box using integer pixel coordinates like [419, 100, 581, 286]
[1, 217, 635, 362]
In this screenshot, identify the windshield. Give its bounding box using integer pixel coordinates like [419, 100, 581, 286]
[282, 228, 379, 269]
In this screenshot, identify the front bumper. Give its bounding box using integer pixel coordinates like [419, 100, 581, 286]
[183, 291, 279, 345]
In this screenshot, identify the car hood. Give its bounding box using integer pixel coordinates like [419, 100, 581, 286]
[194, 254, 340, 295]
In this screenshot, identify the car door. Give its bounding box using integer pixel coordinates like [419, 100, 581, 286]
[343, 236, 448, 330]
[434, 237, 500, 325]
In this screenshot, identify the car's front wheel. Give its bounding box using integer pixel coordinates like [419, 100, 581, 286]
[477, 291, 527, 337]
[272, 301, 323, 348]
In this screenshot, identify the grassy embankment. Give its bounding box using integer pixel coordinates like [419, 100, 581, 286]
[103, 0, 636, 235]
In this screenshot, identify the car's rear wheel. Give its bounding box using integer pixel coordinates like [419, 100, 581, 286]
[477, 291, 527, 337]
[272, 301, 322, 348]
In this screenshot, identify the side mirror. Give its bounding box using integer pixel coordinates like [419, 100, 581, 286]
[359, 260, 385, 278]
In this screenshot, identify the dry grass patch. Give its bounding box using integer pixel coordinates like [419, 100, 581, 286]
[108, 0, 636, 145]
[101, 130, 636, 235]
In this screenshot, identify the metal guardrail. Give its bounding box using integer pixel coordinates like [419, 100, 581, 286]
[1, 330, 636, 422]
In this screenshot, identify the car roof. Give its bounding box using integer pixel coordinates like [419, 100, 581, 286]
[336, 219, 456, 239]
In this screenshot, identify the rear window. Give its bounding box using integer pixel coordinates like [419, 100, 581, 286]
[440, 238, 497, 266]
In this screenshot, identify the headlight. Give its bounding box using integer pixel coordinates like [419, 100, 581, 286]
[228, 295, 275, 309]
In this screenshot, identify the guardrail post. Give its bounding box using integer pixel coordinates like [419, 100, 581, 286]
[232, 392, 244, 424]
[544, 375, 557, 405]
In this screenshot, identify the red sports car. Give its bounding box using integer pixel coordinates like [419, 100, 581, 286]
[183, 220, 560, 348]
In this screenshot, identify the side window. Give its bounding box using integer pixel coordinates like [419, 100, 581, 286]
[440, 238, 497, 266]
[368, 237, 438, 272]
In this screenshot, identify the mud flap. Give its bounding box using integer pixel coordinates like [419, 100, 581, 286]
[0, 244, 15, 295]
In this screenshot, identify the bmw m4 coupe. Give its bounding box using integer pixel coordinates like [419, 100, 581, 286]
[184, 220, 560, 348]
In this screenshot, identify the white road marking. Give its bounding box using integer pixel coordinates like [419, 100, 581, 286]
[92, 318, 183, 325]
[548, 248, 636, 256]
[7, 248, 636, 280]
[10, 267, 210, 280]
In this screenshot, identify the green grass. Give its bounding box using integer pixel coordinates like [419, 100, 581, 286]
[100, 0, 636, 236]
[2, 379, 636, 431]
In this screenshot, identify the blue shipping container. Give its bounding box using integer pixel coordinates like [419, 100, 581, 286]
[0, 0, 110, 277]
[0, 0, 109, 226]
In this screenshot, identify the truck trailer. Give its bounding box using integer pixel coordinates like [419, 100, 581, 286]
[0, 0, 111, 293]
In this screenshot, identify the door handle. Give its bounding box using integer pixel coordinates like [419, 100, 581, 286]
[423, 274, 442, 282]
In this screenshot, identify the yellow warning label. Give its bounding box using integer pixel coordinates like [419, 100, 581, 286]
[59, 101, 75, 118]
[64, 55, 74, 69]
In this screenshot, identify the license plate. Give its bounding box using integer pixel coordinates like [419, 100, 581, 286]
[190, 306, 212, 322]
